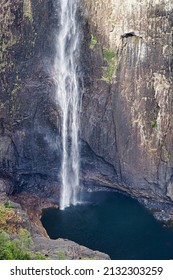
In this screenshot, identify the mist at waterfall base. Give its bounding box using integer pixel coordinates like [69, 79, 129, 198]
[41, 190, 173, 260]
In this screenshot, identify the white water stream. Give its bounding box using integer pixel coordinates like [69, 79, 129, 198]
[53, 0, 80, 210]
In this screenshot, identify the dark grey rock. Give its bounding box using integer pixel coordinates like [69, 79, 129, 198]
[33, 236, 110, 260]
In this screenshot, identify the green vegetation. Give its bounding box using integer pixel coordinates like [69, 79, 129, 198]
[103, 48, 116, 61]
[90, 34, 97, 50]
[19, 228, 33, 248]
[0, 231, 32, 260]
[0, 202, 49, 260]
[4, 201, 14, 209]
[0, 230, 48, 260]
[34, 252, 48, 260]
[0, 203, 23, 234]
[151, 120, 157, 129]
[101, 48, 117, 84]
[0, 229, 32, 260]
[57, 251, 67, 260]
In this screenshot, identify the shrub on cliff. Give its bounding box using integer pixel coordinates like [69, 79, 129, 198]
[0, 231, 32, 260]
[0, 229, 47, 260]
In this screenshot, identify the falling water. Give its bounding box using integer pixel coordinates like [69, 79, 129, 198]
[53, 0, 80, 210]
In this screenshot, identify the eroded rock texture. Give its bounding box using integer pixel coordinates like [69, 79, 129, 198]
[81, 0, 173, 204]
[0, 0, 62, 194]
[0, 0, 173, 215]
[0, 0, 119, 199]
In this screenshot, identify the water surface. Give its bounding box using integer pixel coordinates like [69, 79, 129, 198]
[41, 191, 173, 259]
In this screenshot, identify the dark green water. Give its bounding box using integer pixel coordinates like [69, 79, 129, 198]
[41, 191, 173, 260]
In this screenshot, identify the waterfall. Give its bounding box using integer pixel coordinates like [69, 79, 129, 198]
[54, 0, 80, 210]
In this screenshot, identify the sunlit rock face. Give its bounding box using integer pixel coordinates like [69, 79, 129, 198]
[81, 0, 173, 202]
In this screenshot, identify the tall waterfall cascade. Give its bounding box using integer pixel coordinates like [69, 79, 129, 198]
[54, 0, 81, 210]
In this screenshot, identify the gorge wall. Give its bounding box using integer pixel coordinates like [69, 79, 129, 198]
[0, 0, 62, 196]
[0, 0, 119, 200]
[81, 0, 173, 206]
[0, 0, 173, 214]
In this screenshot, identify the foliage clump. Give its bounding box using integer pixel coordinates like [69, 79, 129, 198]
[90, 34, 97, 50]
[57, 251, 67, 260]
[0, 230, 32, 260]
[0, 203, 22, 234]
[103, 49, 116, 61]
[101, 48, 117, 84]
[0, 202, 49, 260]
[0, 230, 48, 260]
[151, 120, 157, 129]
[4, 201, 14, 209]
[34, 252, 48, 260]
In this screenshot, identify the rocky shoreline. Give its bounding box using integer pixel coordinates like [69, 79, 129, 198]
[0, 178, 110, 260]
[1, 174, 173, 260]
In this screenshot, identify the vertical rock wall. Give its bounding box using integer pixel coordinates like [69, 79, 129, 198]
[0, 0, 62, 193]
[81, 0, 173, 202]
[1, 0, 173, 206]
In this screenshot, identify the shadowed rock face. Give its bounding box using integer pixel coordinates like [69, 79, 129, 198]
[81, 0, 173, 207]
[0, 0, 118, 199]
[0, 0, 173, 216]
[0, 0, 62, 193]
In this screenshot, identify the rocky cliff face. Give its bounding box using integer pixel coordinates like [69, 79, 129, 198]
[0, 0, 173, 217]
[0, 0, 63, 195]
[81, 0, 173, 208]
[0, 0, 120, 199]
